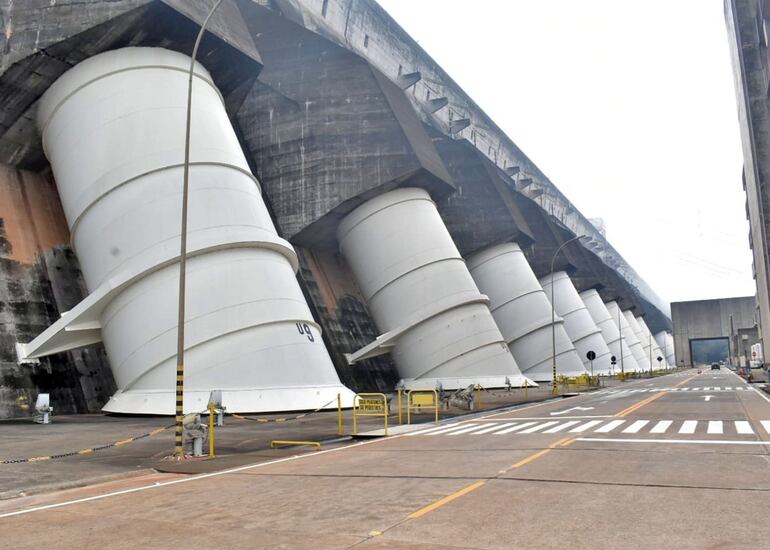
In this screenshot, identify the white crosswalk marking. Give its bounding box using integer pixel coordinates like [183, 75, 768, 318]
[650, 420, 672, 434]
[409, 418, 770, 437]
[493, 422, 536, 435]
[406, 424, 456, 436]
[735, 421, 754, 434]
[542, 420, 581, 433]
[518, 421, 560, 434]
[595, 420, 625, 433]
[570, 420, 604, 433]
[427, 423, 479, 435]
[622, 420, 649, 434]
[471, 423, 516, 435]
[448, 424, 493, 435]
[679, 421, 697, 434]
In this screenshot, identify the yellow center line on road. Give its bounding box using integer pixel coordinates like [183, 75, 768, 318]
[406, 437, 575, 520]
[408, 481, 486, 519]
[615, 391, 667, 417]
[615, 371, 703, 417]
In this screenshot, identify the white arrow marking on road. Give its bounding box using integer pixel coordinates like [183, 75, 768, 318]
[550, 406, 595, 416]
[703, 395, 713, 402]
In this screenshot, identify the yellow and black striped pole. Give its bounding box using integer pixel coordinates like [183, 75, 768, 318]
[174, 0, 225, 458]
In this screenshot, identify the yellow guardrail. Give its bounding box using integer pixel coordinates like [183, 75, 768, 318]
[353, 393, 389, 435]
[406, 389, 439, 425]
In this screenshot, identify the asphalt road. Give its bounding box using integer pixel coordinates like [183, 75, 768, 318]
[2, 368, 769, 549]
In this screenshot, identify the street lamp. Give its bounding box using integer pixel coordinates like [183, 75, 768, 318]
[550, 234, 588, 396]
[174, 0, 225, 458]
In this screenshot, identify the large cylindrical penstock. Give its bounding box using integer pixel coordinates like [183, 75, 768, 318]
[655, 330, 675, 367]
[338, 188, 530, 389]
[604, 301, 646, 372]
[37, 47, 355, 414]
[579, 289, 639, 374]
[539, 272, 611, 375]
[637, 317, 666, 370]
[623, 311, 654, 371]
[467, 243, 585, 382]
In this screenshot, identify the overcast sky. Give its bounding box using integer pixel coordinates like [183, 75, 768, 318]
[376, 0, 755, 304]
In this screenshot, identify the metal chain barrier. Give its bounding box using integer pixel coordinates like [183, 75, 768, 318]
[0, 423, 175, 465]
[231, 397, 337, 423]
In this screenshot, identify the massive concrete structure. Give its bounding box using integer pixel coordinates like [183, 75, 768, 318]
[725, 0, 767, 349]
[0, 0, 673, 416]
[672, 297, 759, 367]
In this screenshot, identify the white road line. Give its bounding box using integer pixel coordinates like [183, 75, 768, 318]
[518, 421, 560, 434]
[735, 421, 754, 434]
[707, 421, 723, 434]
[0, 430, 394, 519]
[595, 420, 625, 433]
[751, 386, 770, 404]
[762, 421, 770, 434]
[622, 420, 649, 434]
[470, 423, 517, 435]
[542, 420, 581, 434]
[679, 421, 697, 434]
[493, 422, 537, 435]
[650, 420, 672, 434]
[569, 420, 604, 433]
[427, 423, 478, 435]
[447, 424, 492, 435]
[724, 387, 732, 390]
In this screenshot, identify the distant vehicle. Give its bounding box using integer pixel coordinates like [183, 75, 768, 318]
[711, 363, 720, 370]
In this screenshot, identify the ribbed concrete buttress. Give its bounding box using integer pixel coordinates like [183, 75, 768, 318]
[30, 47, 355, 414]
[338, 188, 532, 390]
[467, 243, 584, 382]
[578, 289, 639, 375]
[623, 311, 654, 372]
[539, 272, 611, 375]
[604, 300, 646, 372]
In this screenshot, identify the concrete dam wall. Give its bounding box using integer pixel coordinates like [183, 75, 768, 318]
[0, 0, 673, 417]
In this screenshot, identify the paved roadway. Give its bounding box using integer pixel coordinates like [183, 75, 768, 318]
[2, 368, 769, 549]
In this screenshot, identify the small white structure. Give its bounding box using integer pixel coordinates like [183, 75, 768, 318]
[25, 47, 355, 414]
[467, 243, 585, 382]
[33, 394, 52, 424]
[540, 272, 611, 375]
[579, 289, 640, 374]
[339, 188, 532, 390]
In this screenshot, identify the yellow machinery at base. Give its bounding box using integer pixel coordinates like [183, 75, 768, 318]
[406, 389, 439, 424]
[353, 393, 389, 435]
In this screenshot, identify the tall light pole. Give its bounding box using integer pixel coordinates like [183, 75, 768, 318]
[174, 0, 225, 458]
[550, 235, 587, 396]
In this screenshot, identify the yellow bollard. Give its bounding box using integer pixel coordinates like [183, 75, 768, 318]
[208, 401, 215, 458]
[337, 393, 343, 435]
[398, 388, 403, 425]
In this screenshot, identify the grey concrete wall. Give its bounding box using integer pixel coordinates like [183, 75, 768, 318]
[672, 296, 757, 366]
[725, 0, 770, 348]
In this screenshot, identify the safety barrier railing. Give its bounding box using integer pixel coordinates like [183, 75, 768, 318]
[406, 389, 439, 425]
[353, 393, 389, 435]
